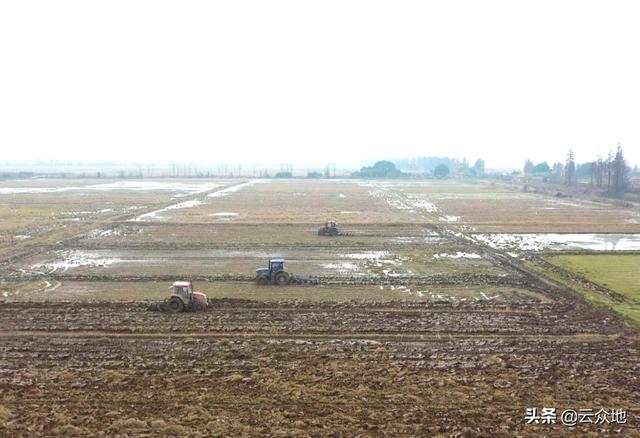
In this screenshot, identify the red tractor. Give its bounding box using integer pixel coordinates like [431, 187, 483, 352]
[165, 281, 208, 313]
[318, 220, 340, 236]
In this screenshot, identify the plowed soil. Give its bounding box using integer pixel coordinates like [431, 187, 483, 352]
[0, 300, 638, 437]
[0, 300, 626, 336]
[1, 178, 639, 436]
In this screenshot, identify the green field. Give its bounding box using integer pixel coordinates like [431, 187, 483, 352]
[549, 254, 640, 321]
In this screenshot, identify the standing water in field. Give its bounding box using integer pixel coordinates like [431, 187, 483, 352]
[477, 233, 640, 251]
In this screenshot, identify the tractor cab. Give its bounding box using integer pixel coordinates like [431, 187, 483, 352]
[318, 219, 339, 236]
[166, 281, 208, 313]
[269, 259, 285, 273]
[256, 259, 290, 286]
[172, 281, 193, 299]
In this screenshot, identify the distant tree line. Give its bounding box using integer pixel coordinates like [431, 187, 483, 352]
[391, 156, 487, 178]
[394, 156, 464, 174]
[352, 161, 405, 178]
[523, 143, 634, 196]
[587, 144, 630, 195]
[351, 157, 487, 179]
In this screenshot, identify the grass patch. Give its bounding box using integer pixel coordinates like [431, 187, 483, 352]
[551, 255, 640, 300]
[530, 256, 640, 323]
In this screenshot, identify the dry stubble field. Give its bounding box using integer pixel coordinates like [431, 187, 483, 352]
[0, 178, 638, 436]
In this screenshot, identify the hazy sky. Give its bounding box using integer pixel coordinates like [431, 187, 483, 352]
[1, 1, 639, 169]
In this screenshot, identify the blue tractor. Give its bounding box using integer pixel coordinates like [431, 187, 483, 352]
[256, 259, 291, 286]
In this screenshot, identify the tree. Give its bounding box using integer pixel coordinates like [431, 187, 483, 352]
[552, 162, 563, 176]
[393, 156, 463, 173]
[532, 162, 551, 174]
[606, 151, 614, 192]
[611, 143, 629, 195]
[434, 164, 450, 178]
[576, 162, 592, 180]
[564, 148, 575, 186]
[353, 161, 404, 178]
[523, 160, 534, 176]
[594, 156, 605, 188]
[473, 159, 485, 176]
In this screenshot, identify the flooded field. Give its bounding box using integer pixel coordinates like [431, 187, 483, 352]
[1, 178, 639, 435]
[477, 233, 640, 251]
[2, 177, 639, 312]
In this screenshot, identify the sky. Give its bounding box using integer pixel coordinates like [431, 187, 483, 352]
[1, 1, 639, 169]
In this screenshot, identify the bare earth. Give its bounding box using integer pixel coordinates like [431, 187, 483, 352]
[0, 178, 638, 436]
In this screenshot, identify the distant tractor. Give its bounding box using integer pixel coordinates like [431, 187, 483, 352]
[318, 219, 340, 236]
[255, 259, 291, 286]
[165, 281, 208, 313]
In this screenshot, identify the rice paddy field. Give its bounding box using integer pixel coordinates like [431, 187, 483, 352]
[0, 177, 638, 436]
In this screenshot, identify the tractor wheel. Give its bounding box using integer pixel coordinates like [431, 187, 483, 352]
[192, 298, 205, 312]
[274, 272, 290, 286]
[167, 297, 184, 313]
[318, 228, 324, 236]
[256, 276, 269, 286]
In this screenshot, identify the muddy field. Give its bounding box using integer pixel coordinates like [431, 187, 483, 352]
[0, 302, 638, 436]
[0, 300, 624, 335]
[1, 178, 639, 435]
[9, 337, 640, 436]
[379, 180, 640, 233]
[5, 281, 547, 303]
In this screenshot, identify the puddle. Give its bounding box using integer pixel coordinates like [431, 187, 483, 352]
[31, 250, 123, 274]
[60, 208, 115, 217]
[382, 269, 403, 277]
[208, 180, 264, 198]
[0, 181, 222, 195]
[87, 228, 130, 238]
[432, 252, 481, 259]
[132, 199, 205, 221]
[346, 251, 389, 260]
[477, 233, 640, 251]
[480, 292, 499, 300]
[0, 187, 85, 194]
[394, 236, 440, 244]
[321, 262, 359, 272]
[210, 212, 239, 221]
[62, 211, 95, 215]
[129, 180, 262, 221]
[89, 181, 221, 195]
[411, 200, 438, 212]
[368, 187, 439, 214]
